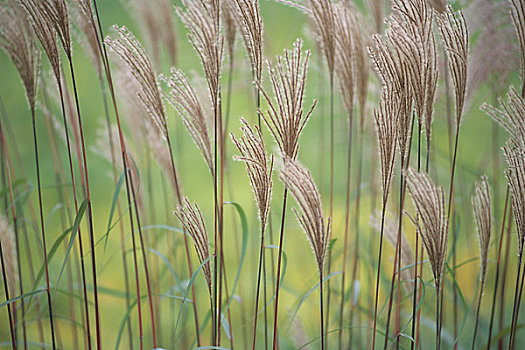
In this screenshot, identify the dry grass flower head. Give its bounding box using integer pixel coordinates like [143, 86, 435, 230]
[0, 2, 40, 112]
[259, 39, 317, 160]
[105, 26, 169, 141]
[163, 68, 214, 174]
[177, 0, 223, 106]
[222, 0, 237, 59]
[482, 86, 525, 149]
[333, 2, 355, 117]
[71, 0, 102, 76]
[511, 0, 525, 87]
[19, 0, 72, 60]
[306, 0, 335, 78]
[226, 0, 263, 82]
[231, 118, 274, 231]
[281, 158, 330, 273]
[503, 142, 525, 258]
[176, 198, 213, 293]
[437, 5, 469, 127]
[373, 88, 399, 206]
[405, 168, 448, 289]
[391, 0, 438, 142]
[0, 214, 18, 293]
[369, 17, 413, 165]
[472, 175, 492, 286]
[126, 0, 178, 66]
[467, 0, 518, 95]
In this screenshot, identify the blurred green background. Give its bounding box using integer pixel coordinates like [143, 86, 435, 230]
[0, 0, 523, 349]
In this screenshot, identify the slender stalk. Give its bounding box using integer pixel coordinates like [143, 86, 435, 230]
[263, 240, 269, 350]
[411, 122, 422, 350]
[446, 123, 461, 350]
[487, 188, 510, 348]
[383, 163, 406, 350]
[348, 115, 365, 346]
[218, 94, 225, 347]
[499, 208, 513, 350]
[56, 77, 92, 350]
[372, 203, 388, 350]
[472, 279, 486, 349]
[384, 116, 415, 349]
[30, 105, 56, 350]
[512, 260, 525, 349]
[0, 237, 16, 349]
[91, 2, 168, 347]
[509, 254, 524, 350]
[436, 282, 441, 350]
[123, 163, 144, 349]
[338, 108, 354, 349]
[99, 76, 134, 349]
[415, 138, 432, 349]
[509, 254, 525, 349]
[67, 58, 103, 348]
[41, 81, 79, 348]
[321, 270, 325, 350]
[166, 133, 201, 348]
[0, 107, 46, 345]
[0, 110, 27, 350]
[253, 225, 266, 349]
[272, 187, 289, 350]
[325, 74, 335, 350]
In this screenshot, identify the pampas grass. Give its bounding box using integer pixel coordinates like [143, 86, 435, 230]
[258, 39, 315, 350]
[471, 175, 492, 349]
[281, 158, 330, 350]
[1, 1, 525, 349]
[231, 118, 273, 350]
[406, 168, 448, 350]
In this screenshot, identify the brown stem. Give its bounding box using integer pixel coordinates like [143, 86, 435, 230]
[0, 236, 16, 348]
[372, 202, 388, 350]
[321, 270, 325, 350]
[67, 59, 103, 348]
[30, 105, 56, 349]
[338, 108, 354, 349]
[253, 225, 266, 349]
[272, 187, 289, 350]
[487, 188, 510, 348]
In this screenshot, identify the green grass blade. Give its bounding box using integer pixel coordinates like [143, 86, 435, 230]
[223, 202, 248, 315]
[174, 255, 214, 339]
[0, 288, 46, 308]
[104, 170, 125, 251]
[53, 199, 88, 299]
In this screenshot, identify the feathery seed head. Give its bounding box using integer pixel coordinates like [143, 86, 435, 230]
[437, 6, 469, 127]
[373, 88, 398, 206]
[226, 0, 263, 82]
[259, 39, 316, 160]
[0, 214, 18, 293]
[406, 168, 448, 289]
[503, 141, 525, 258]
[482, 86, 525, 149]
[175, 198, 213, 293]
[511, 0, 525, 87]
[231, 118, 273, 232]
[105, 26, 169, 139]
[0, 2, 40, 112]
[163, 68, 214, 174]
[333, 2, 355, 118]
[281, 158, 330, 273]
[71, 0, 102, 76]
[307, 0, 336, 78]
[178, 0, 223, 105]
[472, 175, 492, 286]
